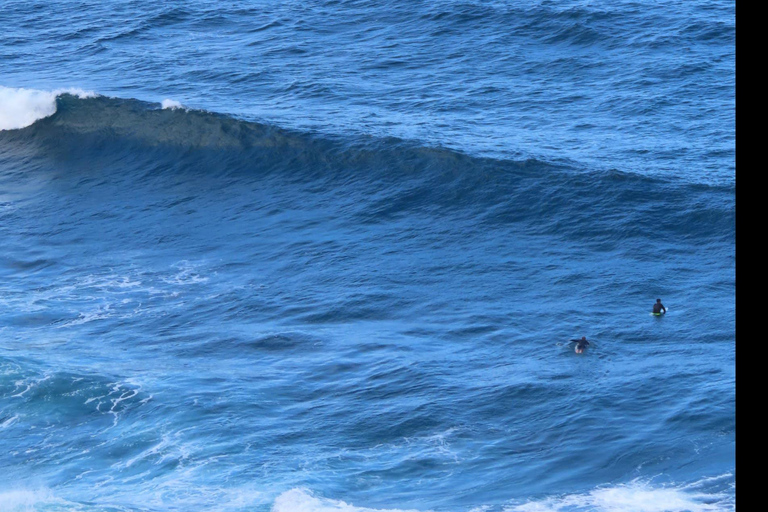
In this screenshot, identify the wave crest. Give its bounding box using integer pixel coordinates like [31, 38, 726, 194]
[0, 86, 96, 131]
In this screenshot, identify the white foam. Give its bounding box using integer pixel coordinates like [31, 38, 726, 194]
[0, 86, 96, 131]
[56, 303, 113, 328]
[506, 479, 734, 512]
[161, 98, 184, 110]
[0, 489, 70, 512]
[161, 260, 210, 285]
[0, 415, 19, 429]
[272, 488, 425, 512]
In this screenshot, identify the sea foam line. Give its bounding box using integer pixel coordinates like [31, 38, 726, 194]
[272, 488, 424, 512]
[505, 478, 734, 512]
[270, 477, 734, 512]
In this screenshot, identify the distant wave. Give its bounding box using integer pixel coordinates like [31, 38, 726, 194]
[0, 87, 735, 246]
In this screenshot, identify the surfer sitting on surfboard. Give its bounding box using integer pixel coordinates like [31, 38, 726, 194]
[569, 337, 590, 354]
[652, 299, 666, 315]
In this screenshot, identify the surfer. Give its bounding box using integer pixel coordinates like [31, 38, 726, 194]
[569, 336, 590, 354]
[652, 299, 666, 315]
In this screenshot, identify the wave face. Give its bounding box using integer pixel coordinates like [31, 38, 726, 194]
[1, 93, 735, 245]
[1, 0, 734, 510]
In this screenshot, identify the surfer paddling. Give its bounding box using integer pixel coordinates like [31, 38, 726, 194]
[652, 299, 666, 316]
[569, 337, 590, 354]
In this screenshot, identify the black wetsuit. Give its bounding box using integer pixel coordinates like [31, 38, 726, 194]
[653, 302, 666, 314]
[570, 339, 590, 351]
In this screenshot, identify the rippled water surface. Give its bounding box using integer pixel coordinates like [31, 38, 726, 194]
[1, 1, 735, 511]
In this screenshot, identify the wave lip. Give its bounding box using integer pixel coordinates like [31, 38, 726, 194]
[0, 86, 96, 131]
[161, 98, 185, 110]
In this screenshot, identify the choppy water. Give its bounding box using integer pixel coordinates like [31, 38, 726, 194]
[1, 1, 735, 511]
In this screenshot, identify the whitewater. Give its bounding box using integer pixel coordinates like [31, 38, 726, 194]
[1, 1, 734, 511]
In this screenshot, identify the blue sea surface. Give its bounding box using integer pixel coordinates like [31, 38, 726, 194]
[0, 1, 735, 511]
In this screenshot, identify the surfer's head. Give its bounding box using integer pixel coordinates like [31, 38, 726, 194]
[656, 298, 661, 303]
[581, 336, 586, 341]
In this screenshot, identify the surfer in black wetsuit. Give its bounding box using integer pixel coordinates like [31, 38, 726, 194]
[569, 336, 590, 354]
[652, 299, 666, 315]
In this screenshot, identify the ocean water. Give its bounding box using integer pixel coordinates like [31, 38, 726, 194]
[0, 1, 735, 511]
